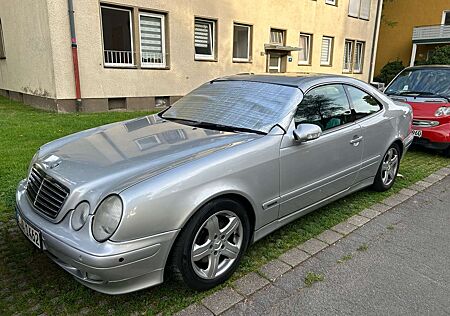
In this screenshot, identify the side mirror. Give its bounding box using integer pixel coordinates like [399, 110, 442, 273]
[293, 124, 322, 142]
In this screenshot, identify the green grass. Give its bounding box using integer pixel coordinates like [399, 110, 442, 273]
[0, 96, 448, 315]
[337, 254, 353, 264]
[304, 272, 324, 287]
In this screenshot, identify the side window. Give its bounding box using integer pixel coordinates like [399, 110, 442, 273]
[295, 84, 353, 131]
[345, 85, 381, 119]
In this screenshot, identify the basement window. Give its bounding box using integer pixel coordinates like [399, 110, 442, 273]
[101, 6, 134, 66]
[0, 19, 5, 59]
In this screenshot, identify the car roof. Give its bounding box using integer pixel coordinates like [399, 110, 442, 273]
[214, 73, 365, 91]
[404, 65, 450, 71]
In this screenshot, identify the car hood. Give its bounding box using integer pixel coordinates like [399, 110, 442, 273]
[36, 115, 262, 195]
[404, 100, 449, 118]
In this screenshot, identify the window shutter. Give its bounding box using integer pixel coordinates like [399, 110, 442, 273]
[359, 0, 371, 20]
[348, 0, 361, 17]
[194, 19, 213, 57]
[140, 14, 164, 65]
[321, 38, 331, 64]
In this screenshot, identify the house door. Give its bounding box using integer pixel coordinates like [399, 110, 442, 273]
[268, 55, 281, 73]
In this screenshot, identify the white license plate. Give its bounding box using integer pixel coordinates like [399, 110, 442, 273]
[412, 130, 422, 138]
[17, 213, 42, 249]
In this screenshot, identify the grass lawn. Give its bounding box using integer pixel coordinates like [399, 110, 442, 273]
[0, 96, 448, 315]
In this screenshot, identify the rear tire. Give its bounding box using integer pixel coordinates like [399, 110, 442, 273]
[372, 144, 401, 192]
[169, 198, 251, 291]
[443, 146, 450, 158]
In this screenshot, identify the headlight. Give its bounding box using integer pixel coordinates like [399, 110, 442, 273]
[92, 195, 123, 242]
[70, 202, 90, 231]
[435, 107, 450, 117]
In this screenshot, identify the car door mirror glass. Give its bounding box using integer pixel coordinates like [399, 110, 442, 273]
[293, 123, 322, 142]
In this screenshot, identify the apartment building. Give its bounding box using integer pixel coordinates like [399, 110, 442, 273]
[0, 0, 382, 112]
[375, 0, 450, 74]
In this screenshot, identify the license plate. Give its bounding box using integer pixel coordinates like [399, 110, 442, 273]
[17, 213, 42, 249]
[412, 130, 422, 138]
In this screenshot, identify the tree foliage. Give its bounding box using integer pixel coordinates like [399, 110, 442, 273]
[426, 45, 450, 65]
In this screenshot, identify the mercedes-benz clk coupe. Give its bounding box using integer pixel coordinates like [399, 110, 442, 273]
[384, 65, 450, 156]
[16, 74, 413, 294]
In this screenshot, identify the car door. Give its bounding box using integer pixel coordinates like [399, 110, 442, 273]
[344, 85, 387, 182]
[279, 84, 363, 218]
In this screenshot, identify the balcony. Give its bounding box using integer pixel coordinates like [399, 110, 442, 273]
[412, 24, 450, 44]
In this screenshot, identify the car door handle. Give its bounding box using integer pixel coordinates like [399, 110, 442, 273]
[350, 136, 363, 145]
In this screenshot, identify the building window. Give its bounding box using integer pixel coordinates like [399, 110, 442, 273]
[101, 6, 134, 66]
[348, 0, 371, 20]
[0, 19, 5, 59]
[298, 33, 312, 65]
[270, 29, 285, 45]
[139, 12, 166, 68]
[342, 40, 364, 73]
[343, 40, 354, 72]
[194, 18, 216, 61]
[325, 0, 337, 6]
[233, 23, 251, 62]
[354, 41, 365, 73]
[320, 36, 333, 66]
[443, 11, 450, 25]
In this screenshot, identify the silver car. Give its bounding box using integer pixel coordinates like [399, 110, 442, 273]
[16, 74, 413, 294]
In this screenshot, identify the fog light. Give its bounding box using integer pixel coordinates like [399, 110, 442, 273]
[71, 202, 90, 231]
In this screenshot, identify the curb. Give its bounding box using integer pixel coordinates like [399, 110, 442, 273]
[175, 166, 450, 316]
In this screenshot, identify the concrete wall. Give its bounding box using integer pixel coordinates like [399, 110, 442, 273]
[0, 0, 57, 108]
[375, 0, 449, 75]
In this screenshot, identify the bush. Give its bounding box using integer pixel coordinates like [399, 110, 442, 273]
[375, 60, 405, 84]
[426, 45, 450, 65]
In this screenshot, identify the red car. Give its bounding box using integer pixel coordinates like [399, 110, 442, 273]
[385, 65, 450, 157]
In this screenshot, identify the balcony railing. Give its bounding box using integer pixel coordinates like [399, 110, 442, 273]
[104, 50, 134, 66]
[412, 24, 450, 43]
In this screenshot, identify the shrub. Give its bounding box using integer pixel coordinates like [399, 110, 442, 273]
[426, 45, 450, 65]
[375, 60, 405, 84]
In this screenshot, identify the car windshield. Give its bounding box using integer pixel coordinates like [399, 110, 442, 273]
[385, 68, 450, 100]
[162, 80, 302, 134]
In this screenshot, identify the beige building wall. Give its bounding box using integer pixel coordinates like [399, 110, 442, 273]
[0, 0, 56, 105]
[0, 0, 380, 111]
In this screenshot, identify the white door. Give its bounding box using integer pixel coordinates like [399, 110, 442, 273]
[268, 55, 281, 73]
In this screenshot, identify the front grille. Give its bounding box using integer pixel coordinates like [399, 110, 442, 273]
[26, 166, 70, 219]
[412, 119, 439, 127]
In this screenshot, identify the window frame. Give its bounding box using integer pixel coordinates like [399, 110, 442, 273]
[270, 28, 286, 45]
[295, 83, 355, 133]
[348, 0, 371, 20]
[139, 11, 166, 68]
[442, 10, 450, 25]
[320, 36, 334, 66]
[298, 33, 312, 65]
[343, 84, 383, 122]
[194, 17, 217, 61]
[353, 41, 365, 73]
[232, 23, 252, 63]
[100, 5, 135, 67]
[343, 40, 354, 73]
[325, 0, 337, 6]
[0, 18, 5, 59]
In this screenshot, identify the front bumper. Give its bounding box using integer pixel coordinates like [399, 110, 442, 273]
[16, 180, 178, 294]
[412, 120, 450, 150]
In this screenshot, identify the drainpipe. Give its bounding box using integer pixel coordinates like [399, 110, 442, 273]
[68, 0, 82, 110]
[368, 0, 383, 83]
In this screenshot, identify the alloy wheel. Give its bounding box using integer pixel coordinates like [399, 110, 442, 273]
[191, 210, 243, 279]
[381, 147, 399, 186]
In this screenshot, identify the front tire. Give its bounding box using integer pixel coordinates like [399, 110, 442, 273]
[171, 198, 251, 291]
[372, 144, 400, 192]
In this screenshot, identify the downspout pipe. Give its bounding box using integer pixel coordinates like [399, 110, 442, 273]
[68, 0, 82, 109]
[368, 0, 383, 83]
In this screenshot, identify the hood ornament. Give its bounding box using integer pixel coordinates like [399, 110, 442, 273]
[42, 155, 62, 170]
